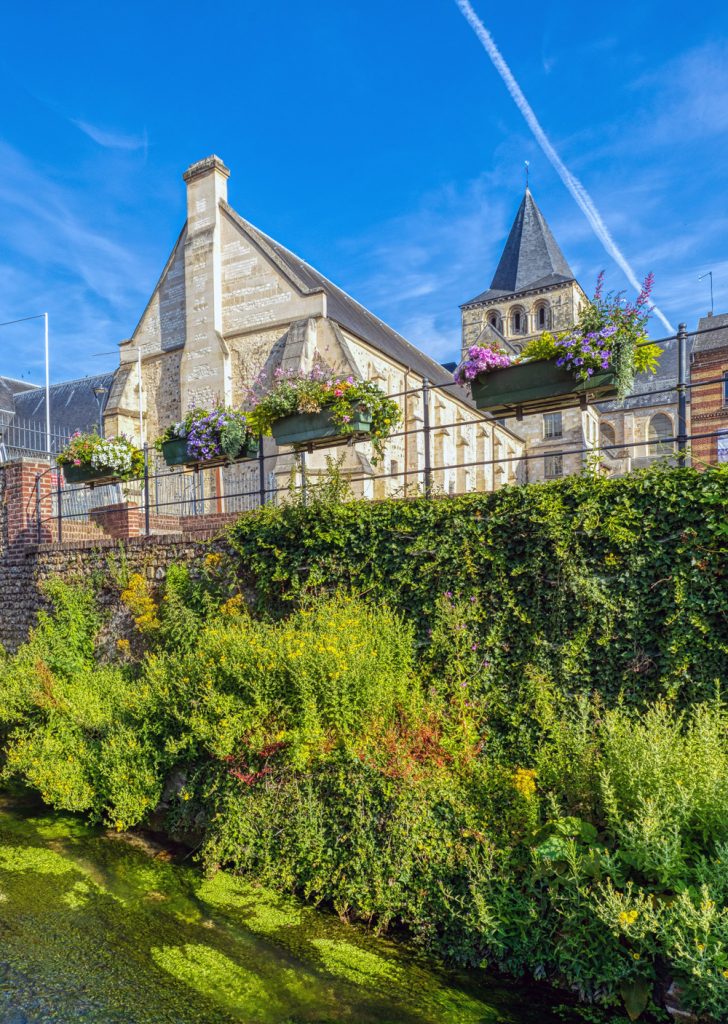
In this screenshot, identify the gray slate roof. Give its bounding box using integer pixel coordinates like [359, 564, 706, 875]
[463, 189, 575, 307]
[693, 313, 728, 353]
[11, 371, 116, 435]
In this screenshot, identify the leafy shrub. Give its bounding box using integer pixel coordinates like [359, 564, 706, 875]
[2, 467, 728, 1021]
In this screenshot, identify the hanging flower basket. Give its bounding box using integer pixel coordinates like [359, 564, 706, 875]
[160, 434, 259, 469]
[270, 407, 373, 449]
[470, 360, 619, 417]
[247, 371, 400, 462]
[457, 273, 662, 418]
[61, 463, 124, 486]
[57, 433, 144, 487]
[156, 409, 258, 468]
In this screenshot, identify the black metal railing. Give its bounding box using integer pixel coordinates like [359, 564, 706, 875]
[25, 319, 728, 543]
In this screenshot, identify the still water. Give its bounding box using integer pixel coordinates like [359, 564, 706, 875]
[0, 797, 580, 1024]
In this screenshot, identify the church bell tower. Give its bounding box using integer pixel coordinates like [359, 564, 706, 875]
[460, 188, 587, 356]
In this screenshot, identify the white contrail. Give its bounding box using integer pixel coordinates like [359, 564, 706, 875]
[454, 0, 675, 334]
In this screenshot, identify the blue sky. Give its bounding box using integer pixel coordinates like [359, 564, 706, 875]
[0, 0, 726, 383]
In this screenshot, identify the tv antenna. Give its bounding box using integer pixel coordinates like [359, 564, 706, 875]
[698, 271, 714, 315]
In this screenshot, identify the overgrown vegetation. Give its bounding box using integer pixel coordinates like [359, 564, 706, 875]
[1, 466, 727, 1021]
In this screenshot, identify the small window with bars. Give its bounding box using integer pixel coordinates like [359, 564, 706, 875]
[544, 454, 563, 479]
[543, 412, 562, 439]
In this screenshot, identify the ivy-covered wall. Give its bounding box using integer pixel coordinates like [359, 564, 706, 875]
[2, 468, 726, 706]
[227, 467, 728, 706]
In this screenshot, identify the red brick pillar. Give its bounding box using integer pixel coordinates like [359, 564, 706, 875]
[90, 502, 143, 539]
[3, 458, 55, 546]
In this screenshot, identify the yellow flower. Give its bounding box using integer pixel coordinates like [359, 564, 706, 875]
[722, 969, 728, 979]
[632, 952, 641, 960]
[619, 910, 639, 927]
[513, 767, 537, 799]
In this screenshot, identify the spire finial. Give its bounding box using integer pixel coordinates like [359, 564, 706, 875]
[524, 160, 530, 191]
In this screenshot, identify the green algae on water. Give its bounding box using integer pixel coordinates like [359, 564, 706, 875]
[0, 799, 577, 1024]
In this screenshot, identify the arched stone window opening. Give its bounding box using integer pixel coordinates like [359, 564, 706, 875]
[600, 421, 617, 459]
[535, 302, 551, 330]
[648, 413, 674, 455]
[487, 310, 503, 334]
[509, 306, 526, 335]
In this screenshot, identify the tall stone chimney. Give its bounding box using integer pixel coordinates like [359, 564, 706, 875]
[180, 155, 233, 411]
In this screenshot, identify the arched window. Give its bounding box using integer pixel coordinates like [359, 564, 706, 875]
[510, 306, 526, 335]
[600, 421, 617, 459]
[487, 310, 503, 334]
[535, 302, 551, 330]
[600, 422, 616, 448]
[648, 414, 674, 453]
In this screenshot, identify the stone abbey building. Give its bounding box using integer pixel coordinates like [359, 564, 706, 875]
[103, 155, 525, 497]
[2, 155, 723, 493]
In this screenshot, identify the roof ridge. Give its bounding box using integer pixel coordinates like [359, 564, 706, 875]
[221, 200, 456, 385]
[220, 201, 323, 296]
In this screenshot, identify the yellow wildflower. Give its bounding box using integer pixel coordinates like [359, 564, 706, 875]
[513, 768, 537, 799]
[619, 910, 639, 928]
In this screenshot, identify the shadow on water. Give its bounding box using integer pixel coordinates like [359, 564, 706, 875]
[0, 795, 580, 1024]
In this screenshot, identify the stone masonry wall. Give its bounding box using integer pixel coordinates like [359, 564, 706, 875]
[0, 533, 225, 653]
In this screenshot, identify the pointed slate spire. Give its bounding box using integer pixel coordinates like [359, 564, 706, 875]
[489, 188, 574, 293]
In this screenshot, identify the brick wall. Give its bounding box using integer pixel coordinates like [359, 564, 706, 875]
[0, 458, 237, 651]
[690, 347, 728, 466]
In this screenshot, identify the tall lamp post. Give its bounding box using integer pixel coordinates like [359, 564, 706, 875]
[93, 386, 107, 437]
[0, 312, 51, 454]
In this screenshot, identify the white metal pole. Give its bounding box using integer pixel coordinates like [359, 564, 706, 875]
[137, 347, 144, 444]
[44, 312, 51, 456]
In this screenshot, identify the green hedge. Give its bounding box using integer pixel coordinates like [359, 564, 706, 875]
[228, 467, 728, 707]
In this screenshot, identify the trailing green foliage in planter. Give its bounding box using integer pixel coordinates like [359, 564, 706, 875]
[456, 273, 663, 413]
[155, 408, 257, 466]
[57, 432, 144, 484]
[246, 368, 401, 462]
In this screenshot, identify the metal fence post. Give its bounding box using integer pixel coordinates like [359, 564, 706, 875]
[422, 378, 432, 497]
[258, 435, 266, 508]
[299, 451, 308, 506]
[676, 322, 688, 468]
[143, 444, 151, 536]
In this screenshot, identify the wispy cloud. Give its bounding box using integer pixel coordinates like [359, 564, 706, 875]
[631, 42, 728, 144]
[334, 175, 509, 363]
[72, 119, 148, 152]
[453, 0, 675, 333]
[0, 141, 162, 381]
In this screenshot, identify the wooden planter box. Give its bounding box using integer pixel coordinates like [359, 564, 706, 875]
[160, 436, 259, 469]
[61, 463, 123, 487]
[470, 360, 618, 417]
[271, 408, 373, 449]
